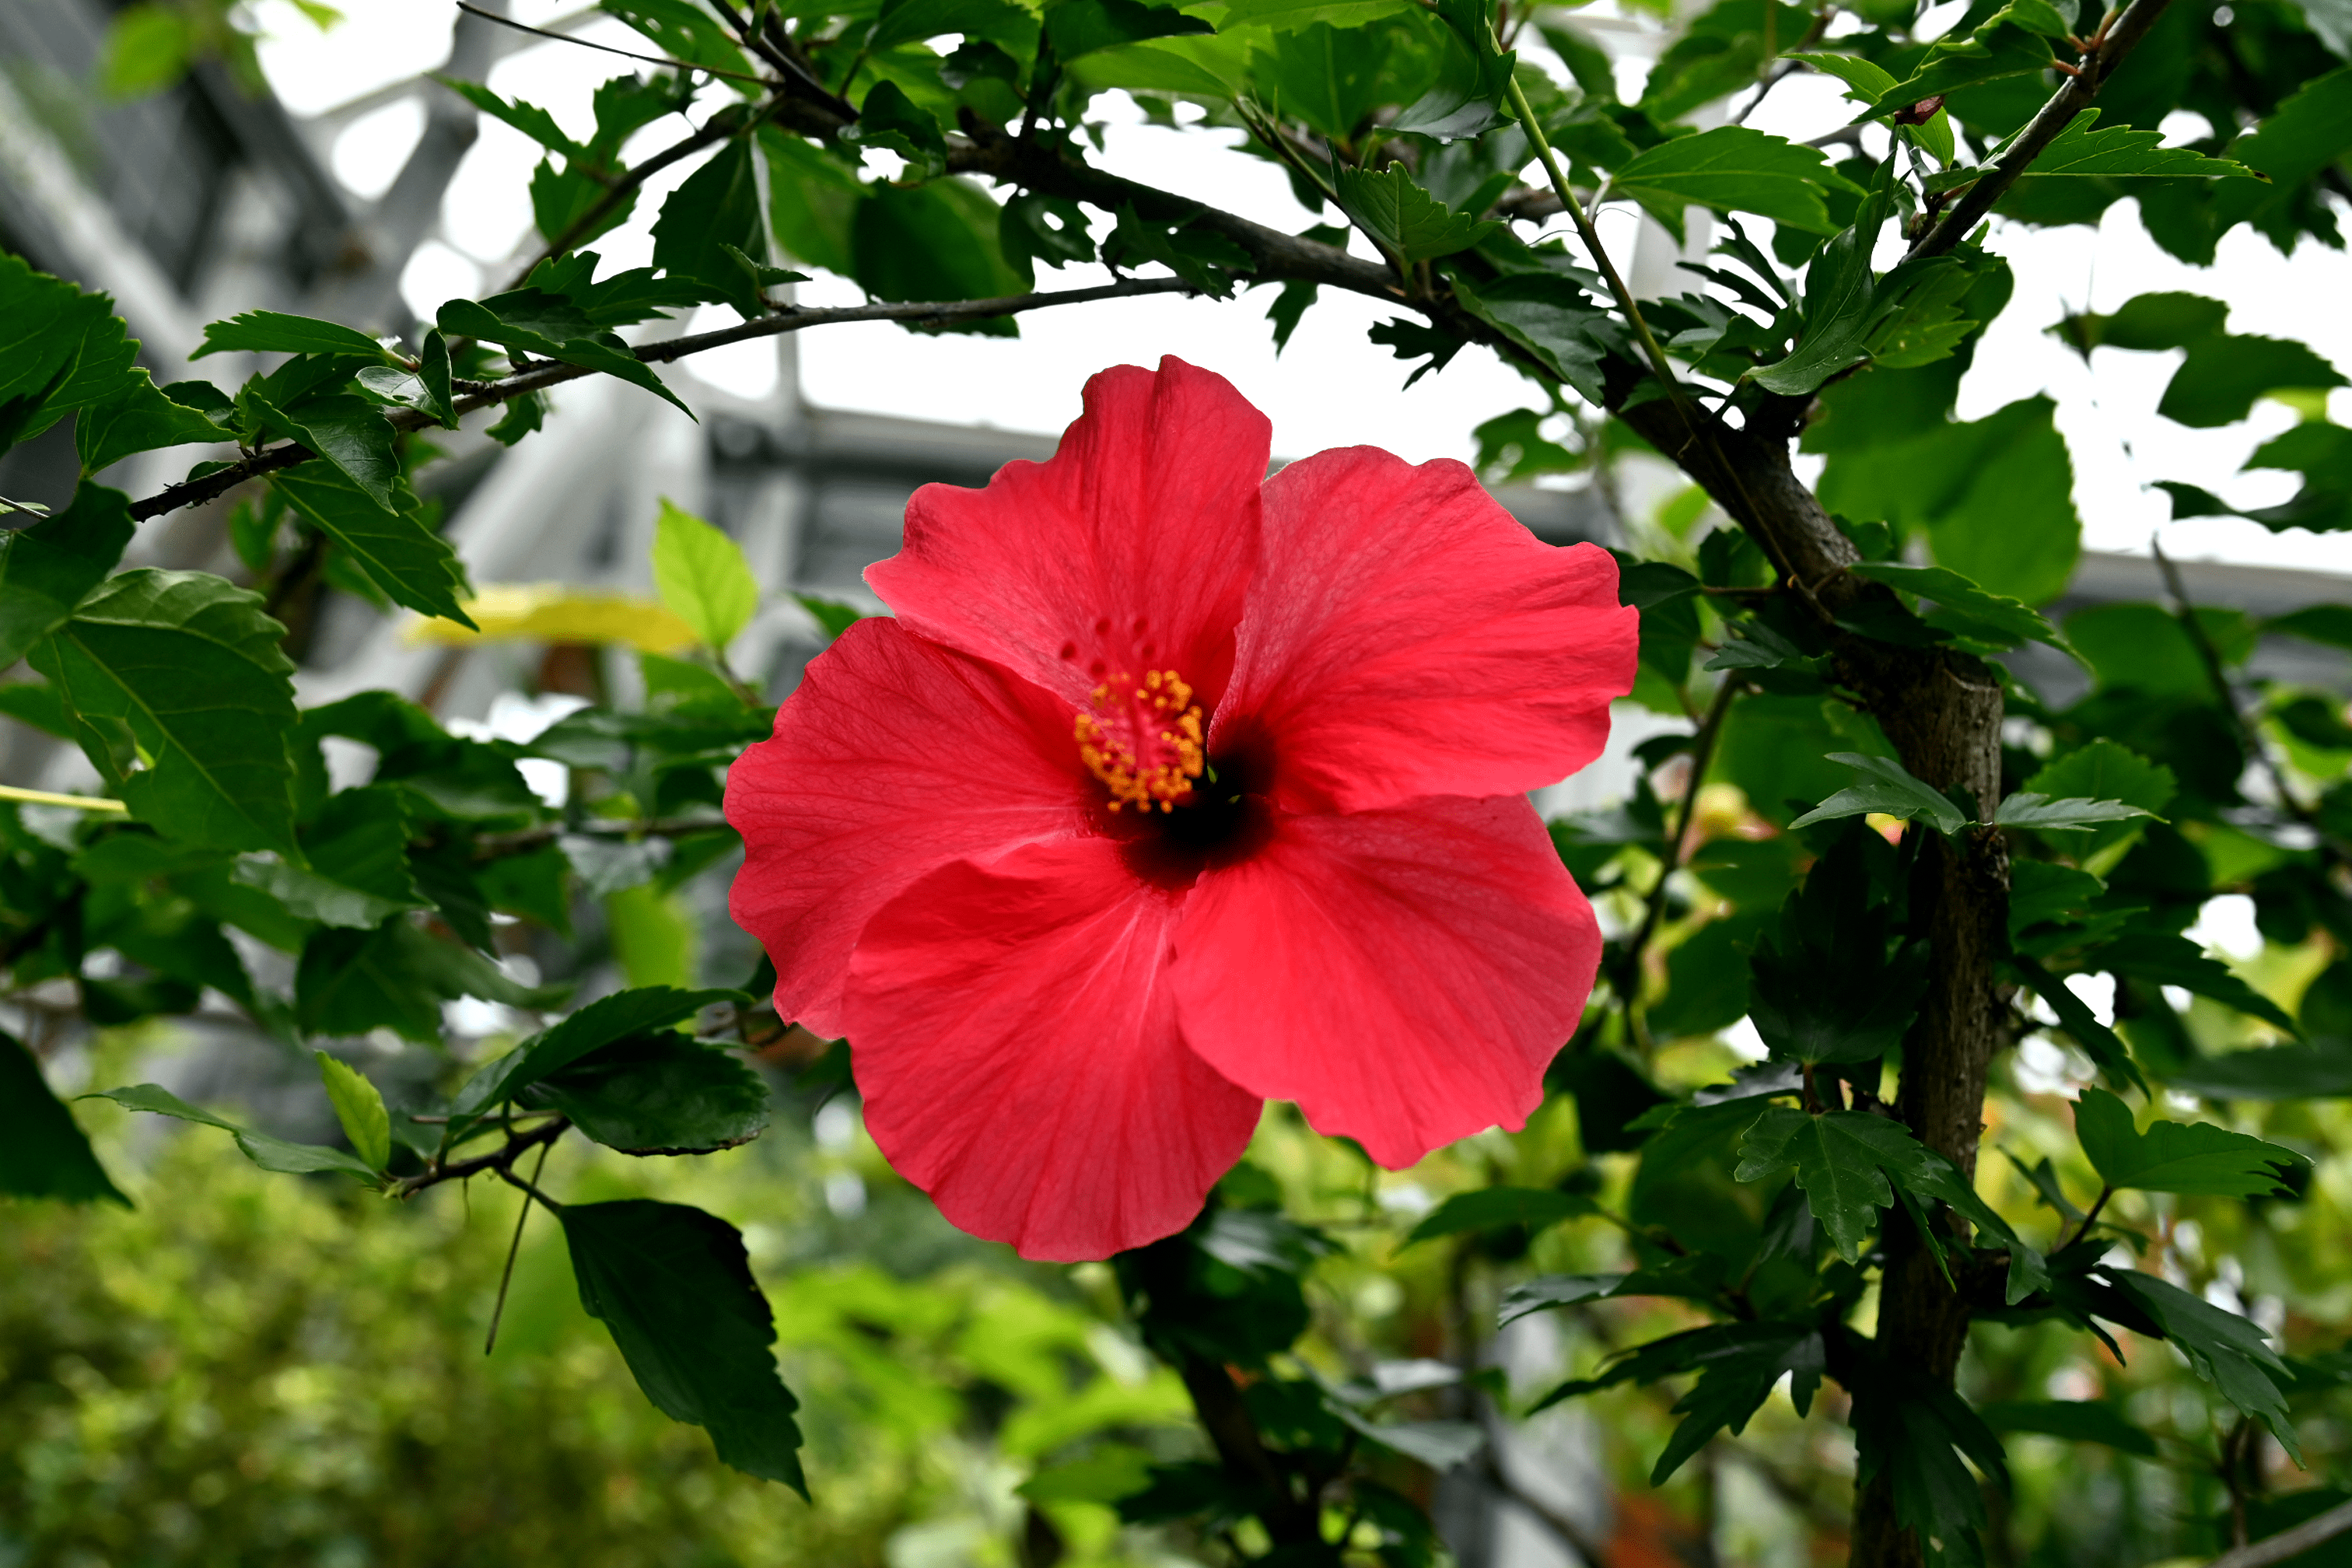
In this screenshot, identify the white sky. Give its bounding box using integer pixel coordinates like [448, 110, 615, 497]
[255, 0, 2352, 576]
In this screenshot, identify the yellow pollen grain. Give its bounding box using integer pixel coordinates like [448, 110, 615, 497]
[1074, 667, 1205, 812]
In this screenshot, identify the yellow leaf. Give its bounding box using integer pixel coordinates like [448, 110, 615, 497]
[404, 584, 699, 653]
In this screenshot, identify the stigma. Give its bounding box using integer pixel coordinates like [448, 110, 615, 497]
[1075, 668, 1206, 813]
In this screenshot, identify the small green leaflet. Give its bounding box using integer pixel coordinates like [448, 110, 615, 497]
[2074, 1087, 2304, 1197]
[1608, 125, 1863, 237]
[315, 1052, 392, 1171]
[1992, 793, 2158, 832]
[453, 985, 749, 1123]
[1397, 1185, 1595, 1249]
[1332, 164, 1500, 263]
[2008, 109, 2259, 181]
[193, 310, 394, 362]
[557, 1199, 808, 1491]
[1849, 561, 2071, 653]
[86, 1083, 379, 1180]
[1497, 1255, 1731, 1325]
[434, 77, 583, 157]
[521, 1034, 772, 1156]
[254, 391, 403, 513]
[439, 294, 695, 418]
[842, 81, 947, 180]
[1734, 1106, 1913, 1261]
[651, 499, 759, 651]
[1747, 165, 1893, 395]
[1787, 751, 1967, 836]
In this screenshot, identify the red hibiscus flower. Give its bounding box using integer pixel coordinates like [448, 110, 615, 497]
[725, 359, 1637, 1261]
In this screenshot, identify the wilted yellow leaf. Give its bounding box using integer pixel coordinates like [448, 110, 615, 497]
[405, 584, 700, 653]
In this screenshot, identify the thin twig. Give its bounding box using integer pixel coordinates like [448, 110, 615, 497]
[1613, 676, 1744, 1033]
[484, 1135, 554, 1354]
[127, 277, 1200, 523]
[454, 1, 770, 86]
[2060, 1183, 2113, 1252]
[464, 814, 732, 861]
[1907, 0, 2176, 260]
[2206, 1498, 2352, 1568]
[390, 1115, 569, 1199]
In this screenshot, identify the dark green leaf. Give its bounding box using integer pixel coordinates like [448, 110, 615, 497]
[2105, 1269, 2298, 1457]
[1046, 0, 1214, 61]
[1976, 1400, 2159, 1457]
[1449, 271, 1614, 404]
[850, 180, 1030, 330]
[842, 80, 947, 180]
[1993, 793, 2158, 832]
[32, 569, 297, 854]
[2074, 1085, 2303, 1196]
[435, 77, 583, 156]
[601, 0, 757, 87]
[1334, 163, 1498, 263]
[1850, 1362, 2007, 1551]
[650, 138, 771, 320]
[2010, 952, 2142, 1089]
[1611, 125, 1862, 236]
[1498, 1255, 1732, 1325]
[558, 1199, 806, 1489]
[0, 1029, 128, 1205]
[193, 310, 392, 361]
[0, 482, 134, 668]
[271, 466, 476, 627]
[2011, 109, 2259, 180]
[75, 374, 233, 475]
[1850, 561, 2070, 653]
[1398, 1186, 1596, 1249]
[1863, 20, 2053, 116]
[1787, 751, 1968, 836]
[2090, 933, 2299, 1033]
[454, 985, 748, 1116]
[523, 1033, 771, 1154]
[1748, 165, 1894, 395]
[1734, 1106, 1919, 1259]
[439, 295, 694, 418]
[2158, 334, 2347, 429]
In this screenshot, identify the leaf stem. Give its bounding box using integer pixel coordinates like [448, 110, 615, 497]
[2061, 1184, 2112, 1252]
[0, 785, 126, 814]
[484, 1134, 555, 1355]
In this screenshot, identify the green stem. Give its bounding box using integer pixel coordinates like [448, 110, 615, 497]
[1498, 73, 1691, 426]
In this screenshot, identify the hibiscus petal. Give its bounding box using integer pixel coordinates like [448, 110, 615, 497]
[1169, 795, 1599, 1170]
[724, 618, 1087, 1038]
[1218, 449, 1637, 813]
[845, 839, 1262, 1261]
[866, 357, 1268, 710]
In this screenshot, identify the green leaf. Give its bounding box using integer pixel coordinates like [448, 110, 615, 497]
[416, 329, 457, 429]
[86, 1083, 379, 1179]
[271, 466, 476, 628]
[2267, 604, 2352, 653]
[0, 481, 135, 668]
[2164, 1045, 2352, 1099]
[2074, 1086, 2303, 1197]
[523, 1033, 771, 1155]
[193, 310, 393, 362]
[438, 294, 695, 418]
[2023, 740, 2176, 866]
[2009, 952, 2142, 1090]
[1849, 561, 2070, 654]
[2158, 334, 2347, 428]
[1333, 163, 1497, 263]
[2105, 1269, 2298, 1458]
[1976, 1401, 2154, 1457]
[254, 391, 402, 513]
[434, 77, 583, 156]
[1448, 271, 1614, 404]
[1734, 1106, 1916, 1260]
[315, 1052, 392, 1170]
[1850, 1362, 2007, 1552]
[454, 985, 748, 1118]
[601, 0, 757, 88]
[849, 180, 1031, 331]
[1993, 793, 2158, 832]
[652, 138, 772, 320]
[75, 374, 233, 476]
[2011, 109, 2259, 180]
[1788, 751, 1968, 836]
[1047, 0, 1215, 61]
[296, 919, 567, 1042]
[1498, 1256, 1732, 1325]
[0, 1029, 129, 1205]
[1748, 834, 1932, 1062]
[651, 499, 759, 651]
[869, 0, 1038, 54]
[1249, 21, 1394, 142]
[1863, 20, 2053, 116]
[1817, 394, 2080, 605]
[2088, 933, 2300, 1034]
[1747, 165, 1894, 395]
[557, 1199, 807, 1490]
[842, 80, 947, 180]
[793, 593, 865, 641]
[1610, 125, 1861, 237]
[1646, 1324, 1825, 1484]
[33, 569, 298, 855]
[1398, 1186, 1596, 1249]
